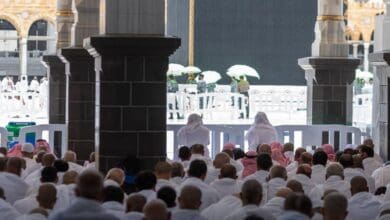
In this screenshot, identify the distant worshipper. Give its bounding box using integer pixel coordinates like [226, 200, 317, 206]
[53, 170, 78, 210]
[101, 186, 125, 219]
[180, 159, 219, 210]
[266, 165, 288, 202]
[311, 151, 327, 184]
[53, 159, 69, 184]
[48, 170, 118, 220]
[279, 193, 313, 220]
[189, 144, 212, 166]
[177, 113, 211, 157]
[157, 186, 177, 211]
[286, 180, 304, 194]
[286, 147, 306, 173]
[178, 146, 191, 169]
[20, 143, 41, 178]
[244, 153, 273, 184]
[154, 161, 177, 191]
[25, 153, 56, 186]
[289, 164, 315, 194]
[34, 139, 51, 154]
[237, 75, 250, 118]
[63, 151, 84, 173]
[241, 151, 258, 179]
[134, 171, 157, 202]
[0, 186, 21, 219]
[225, 179, 275, 220]
[363, 138, 384, 164]
[123, 193, 146, 220]
[210, 164, 241, 198]
[171, 185, 206, 220]
[372, 161, 390, 189]
[309, 163, 351, 206]
[104, 168, 125, 187]
[170, 162, 185, 186]
[205, 152, 231, 184]
[83, 152, 96, 170]
[360, 145, 382, 176]
[7, 143, 23, 157]
[201, 193, 242, 220]
[0, 157, 28, 204]
[346, 176, 381, 220]
[223, 143, 244, 173]
[143, 199, 169, 220]
[245, 112, 277, 150]
[322, 193, 348, 220]
[263, 187, 292, 218]
[270, 142, 289, 167]
[282, 143, 294, 164]
[321, 144, 336, 162]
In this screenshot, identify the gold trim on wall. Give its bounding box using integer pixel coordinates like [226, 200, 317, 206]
[188, 0, 195, 66]
[317, 15, 345, 21]
[56, 10, 74, 17]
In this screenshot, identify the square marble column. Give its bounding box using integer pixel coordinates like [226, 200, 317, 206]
[84, 35, 180, 172]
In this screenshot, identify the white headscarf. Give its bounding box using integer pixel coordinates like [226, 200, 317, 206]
[245, 112, 278, 150]
[184, 114, 203, 134]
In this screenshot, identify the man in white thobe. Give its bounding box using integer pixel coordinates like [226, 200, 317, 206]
[243, 153, 272, 184]
[311, 150, 327, 185]
[265, 165, 287, 202]
[54, 170, 77, 211]
[210, 164, 242, 198]
[346, 176, 381, 220]
[205, 152, 230, 184]
[171, 185, 207, 220]
[21, 143, 41, 178]
[289, 164, 315, 194]
[245, 112, 278, 151]
[179, 160, 219, 210]
[225, 179, 275, 220]
[0, 157, 28, 204]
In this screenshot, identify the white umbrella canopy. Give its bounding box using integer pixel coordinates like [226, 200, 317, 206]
[197, 71, 221, 84]
[167, 63, 185, 76]
[355, 69, 373, 79]
[183, 66, 202, 74]
[227, 65, 260, 79]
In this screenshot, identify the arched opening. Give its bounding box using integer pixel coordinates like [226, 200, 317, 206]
[0, 19, 18, 58]
[27, 19, 56, 57]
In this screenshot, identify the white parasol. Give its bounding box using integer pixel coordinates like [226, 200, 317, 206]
[183, 66, 202, 74]
[227, 65, 260, 79]
[167, 63, 185, 76]
[197, 71, 221, 84]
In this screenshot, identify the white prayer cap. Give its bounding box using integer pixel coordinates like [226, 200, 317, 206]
[21, 143, 34, 153]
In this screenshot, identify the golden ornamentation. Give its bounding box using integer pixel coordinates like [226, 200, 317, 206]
[188, 0, 195, 66]
[317, 15, 345, 21]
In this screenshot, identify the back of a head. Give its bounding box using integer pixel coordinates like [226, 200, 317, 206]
[157, 186, 176, 208]
[286, 180, 304, 193]
[220, 164, 237, 179]
[42, 154, 56, 167]
[222, 149, 234, 158]
[179, 185, 202, 210]
[339, 154, 353, 169]
[191, 144, 205, 155]
[127, 193, 147, 212]
[313, 151, 328, 166]
[276, 187, 293, 198]
[269, 165, 287, 180]
[154, 161, 172, 176]
[352, 154, 364, 169]
[6, 157, 23, 176]
[326, 164, 344, 179]
[323, 193, 348, 220]
[106, 168, 125, 185]
[62, 170, 78, 185]
[36, 151, 46, 163]
[76, 170, 103, 200]
[360, 145, 374, 158]
[102, 186, 124, 203]
[0, 147, 7, 156]
[300, 152, 313, 165]
[350, 176, 368, 195]
[241, 179, 263, 205]
[53, 160, 69, 172]
[363, 138, 374, 148]
[63, 151, 77, 162]
[178, 146, 191, 161]
[37, 183, 57, 210]
[41, 166, 58, 183]
[257, 144, 272, 155]
[233, 148, 245, 160]
[135, 171, 157, 191]
[213, 152, 230, 169]
[143, 199, 169, 220]
[171, 162, 184, 178]
[257, 153, 273, 171]
[188, 159, 207, 179]
[296, 164, 312, 178]
[284, 193, 312, 218]
[294, 148, 306, 160]
[283, 143, 294, 153]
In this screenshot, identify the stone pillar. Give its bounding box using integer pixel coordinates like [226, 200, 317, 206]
[299, 0, 360, 126]
[57, 0, 74, 49]
[364, 42, 370, 72]
[352, 43, 359, 58]
[369, 0, 390, 159]
[19, 37, 27, 76]
[85, 0, 180, 172]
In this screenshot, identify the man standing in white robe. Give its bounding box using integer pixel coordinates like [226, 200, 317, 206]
[245, 112, 278, 151]
[179, 160, 219, 210]
[243, 153, 272, 184]
[346, 176, 381, 220]
[210, 164, 242, 198]
[171, 185, 207, 220]
[0, 157, 28, 204]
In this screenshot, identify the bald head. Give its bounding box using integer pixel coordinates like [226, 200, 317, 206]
[154, 161, 172, 180]
[191, 144, 205, 155]
[143, 199, 169, 220]
[126, 194, 147, 213]
[62, 170, 78, 185]
[213, 152, 230, 169]
[297, 164, 312, 178]
[219, 164, 237, 179]
[350, 176, 368, 195]
[42, 153, 56, 167]
[241, 179, 263, 206]
[326, 164, 344, 180]
[257, 144, 271, 155]
[105, 168, 125, 186]
[323, 193, 348, 220]
[36, 183, 57, 210]
[276, 187, 292, 198]
[76, 170, 103, 201]
[63, 151, 77, 163]
[6, 157, 24, 176]
[294, 148, 306, 161]
[269, 165, 287, 180]
[286, 180, 304, 193]
[299, 152, 313, 165]
[178, 185, 202, 210]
